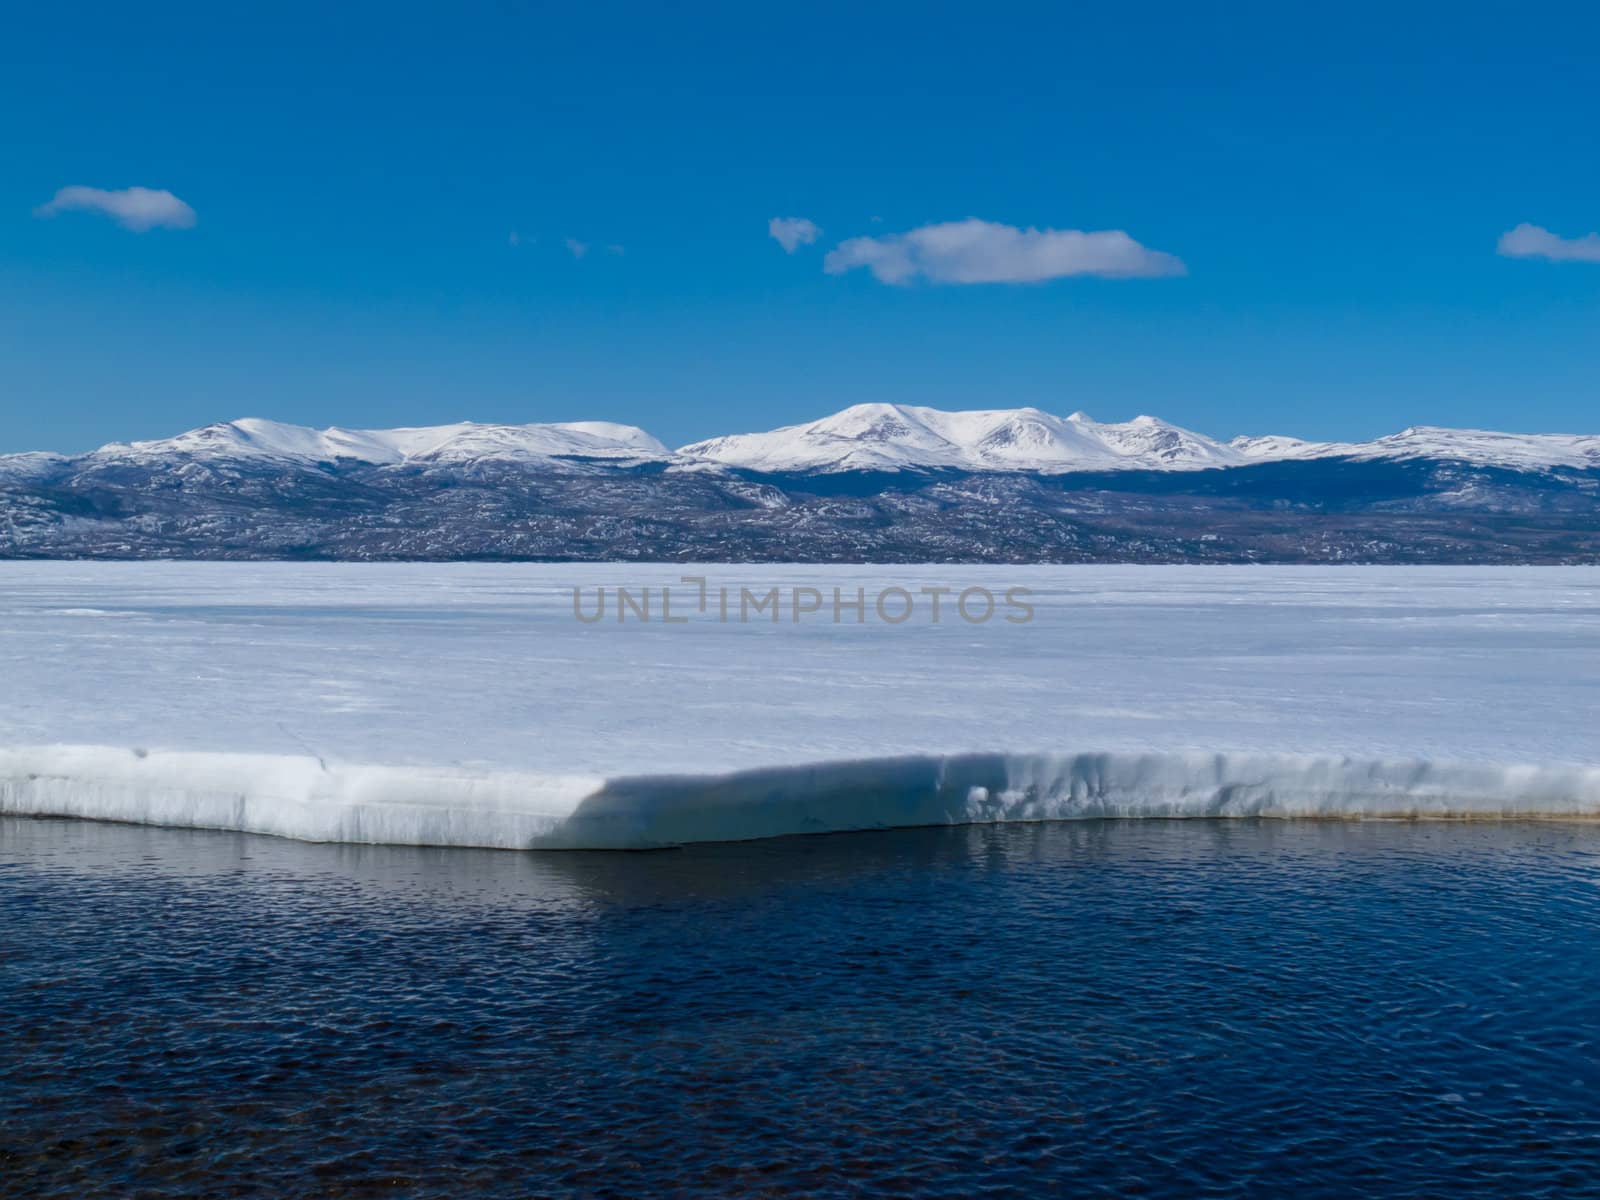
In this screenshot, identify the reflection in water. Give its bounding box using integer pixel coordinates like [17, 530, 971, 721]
[4, 817, 1600, 1197]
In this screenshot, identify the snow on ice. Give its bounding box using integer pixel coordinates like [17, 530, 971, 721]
[2, 564, 1598, 848]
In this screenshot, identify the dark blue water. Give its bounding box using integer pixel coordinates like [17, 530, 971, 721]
[3, 817, 1600, 1198]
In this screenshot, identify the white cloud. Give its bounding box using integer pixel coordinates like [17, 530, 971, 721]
[33, 186, 196, 232]
[769, 216, 820, 253]
[822, 218, 1186, 285]
[1497, 222, 1600, 264]
[564, 237, 589, 259]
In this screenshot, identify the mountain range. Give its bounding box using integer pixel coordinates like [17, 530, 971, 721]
[3, 405, 1598, 562]
[11, 404, 1600, 476]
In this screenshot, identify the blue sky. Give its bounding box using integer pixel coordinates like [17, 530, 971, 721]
[3, 0, 1599, 453]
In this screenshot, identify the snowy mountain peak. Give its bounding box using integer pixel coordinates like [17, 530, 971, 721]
[679, 405, 1247, 474]
[1235, 425, 1600, 472]
[112, 419, 407, 466]
[676, 406, 1600, 476]
[91, 418, 671, 469]
[0, 450, 70, 484]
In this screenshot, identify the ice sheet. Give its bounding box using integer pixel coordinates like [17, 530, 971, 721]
[2, 564, 1597, 846]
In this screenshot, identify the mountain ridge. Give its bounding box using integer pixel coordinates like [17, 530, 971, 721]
[4, 405, 1597, 563]
[9, 404, 1600, 478]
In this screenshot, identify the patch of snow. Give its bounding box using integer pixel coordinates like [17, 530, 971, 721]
[1229, 434, 1328, 460]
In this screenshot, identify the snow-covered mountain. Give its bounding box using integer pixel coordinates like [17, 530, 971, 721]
[6, 408, 1600, 480]
[0, 451, 70, 483]
[679, 404, 1600, 475]
[84, 417, 671, 469]
[1232, 426, 1600, 473]
[4, 407, 1598, 564]
[679, 404, 1249, 474]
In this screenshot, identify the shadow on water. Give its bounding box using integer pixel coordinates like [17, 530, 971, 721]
[5, 812, 1599, 910]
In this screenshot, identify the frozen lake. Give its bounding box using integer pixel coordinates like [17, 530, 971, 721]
[2, 564, 1598, 846]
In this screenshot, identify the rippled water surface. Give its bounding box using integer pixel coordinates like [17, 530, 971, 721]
[4, 818, 1600, 1198]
